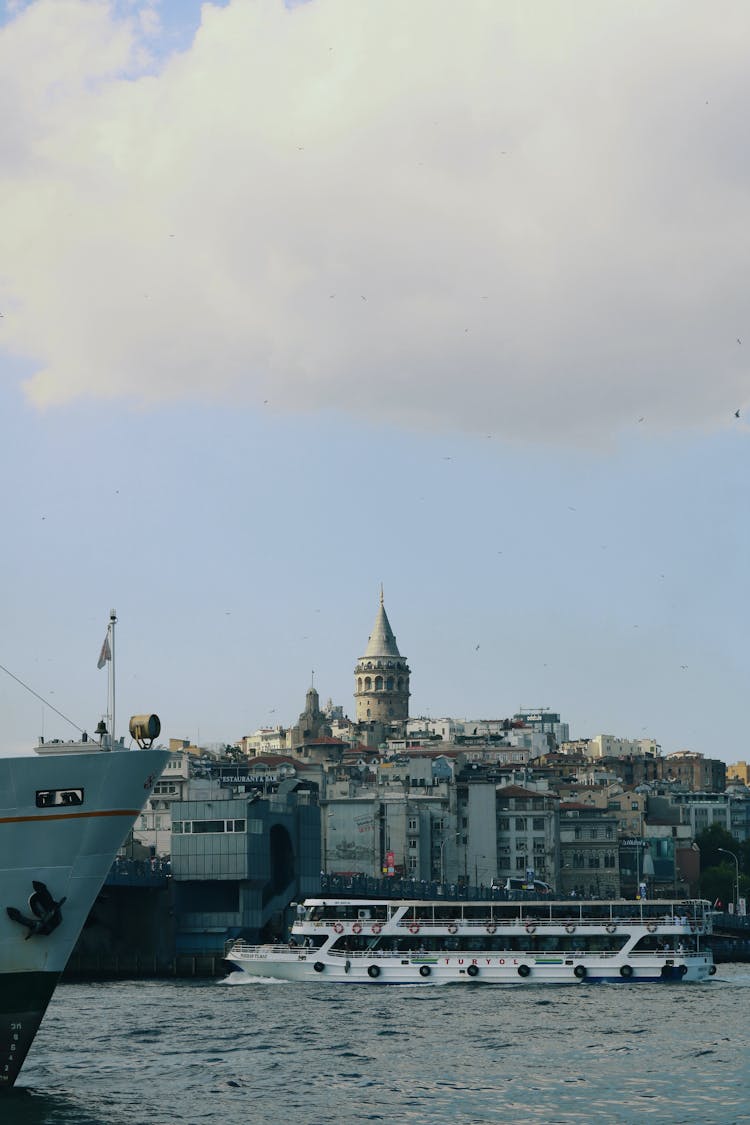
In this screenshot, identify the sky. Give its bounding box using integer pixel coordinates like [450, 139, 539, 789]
[0, 0, 748, 761]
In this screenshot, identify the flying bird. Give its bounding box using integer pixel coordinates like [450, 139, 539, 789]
[735, 409, 740, 418]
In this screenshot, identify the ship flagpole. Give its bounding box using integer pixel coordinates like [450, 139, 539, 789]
[109, 608, 117, 749]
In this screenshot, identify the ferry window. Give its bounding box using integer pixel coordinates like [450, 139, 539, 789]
[192, 820, 225, 833]
[173, 822, 182, 834]
[36, 788, 84, 808]
[233, 820, 246, 832]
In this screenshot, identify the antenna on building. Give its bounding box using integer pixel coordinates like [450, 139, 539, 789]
[379, 583, 384, 606]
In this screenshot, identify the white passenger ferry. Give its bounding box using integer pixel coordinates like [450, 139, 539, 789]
[225, 897, 715, 985]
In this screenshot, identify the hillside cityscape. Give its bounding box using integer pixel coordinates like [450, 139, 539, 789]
[117, 594, 747, 922]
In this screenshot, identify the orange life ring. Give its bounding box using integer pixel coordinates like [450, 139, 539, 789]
[448, 924, 458, 935]
[371, 923, 382, 935]
[352, 922, 362, 934]
[409, 924, 420, 934]
[333, 922, 344, 934]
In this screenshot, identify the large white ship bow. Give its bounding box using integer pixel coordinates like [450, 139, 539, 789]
[0, 747, 170, 1088]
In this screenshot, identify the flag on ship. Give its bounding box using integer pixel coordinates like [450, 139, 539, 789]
[97, 633, 111, 669]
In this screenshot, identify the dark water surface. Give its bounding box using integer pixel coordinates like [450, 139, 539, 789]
[4, 965, 749, 1124]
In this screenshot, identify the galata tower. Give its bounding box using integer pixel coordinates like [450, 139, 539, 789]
[354, 590, 410, 723]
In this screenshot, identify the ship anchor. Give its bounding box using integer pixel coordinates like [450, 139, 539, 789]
[6, 880, 66, 939]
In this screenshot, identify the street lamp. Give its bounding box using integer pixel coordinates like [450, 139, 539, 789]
[439, 833, 461, 884]
[718, 848, 740, 912]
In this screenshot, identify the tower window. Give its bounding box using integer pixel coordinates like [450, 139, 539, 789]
[364, 677, 371, 691]
[386, 677, 394, 691]
[357, 677, 362, 692]
[375, 676, 383, 691]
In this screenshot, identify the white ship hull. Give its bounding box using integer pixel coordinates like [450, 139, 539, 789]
[0, 748, 170, 1088]
[227, 946, 713, 985]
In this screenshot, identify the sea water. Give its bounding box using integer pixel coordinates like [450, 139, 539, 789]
[3, 964, 749, 1125]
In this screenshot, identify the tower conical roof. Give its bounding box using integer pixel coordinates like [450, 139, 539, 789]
[363, 593, 401, 658]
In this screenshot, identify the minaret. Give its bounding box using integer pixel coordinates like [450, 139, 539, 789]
[354, 588, 410, 723]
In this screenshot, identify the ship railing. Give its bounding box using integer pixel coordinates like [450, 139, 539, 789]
[318, 948, 709, 962]
[389, 917, 705, 931]
[225, 939, 308, 957]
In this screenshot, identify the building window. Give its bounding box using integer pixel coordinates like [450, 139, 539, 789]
[532, 818, 544, 831]
[408, 818, 418, 831]
[516, 856, 526, 870]
[498, 817, 510, 831]
[515, 818, 527, 831]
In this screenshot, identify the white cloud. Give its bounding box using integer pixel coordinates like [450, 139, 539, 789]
[1, 0, 749, 444]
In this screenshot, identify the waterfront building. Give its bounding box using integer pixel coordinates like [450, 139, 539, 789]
[170, 779, 321, 953]
[558, 803, 620, 898]
[133, 751, 192, 856]
[321, 751, 456, 879]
